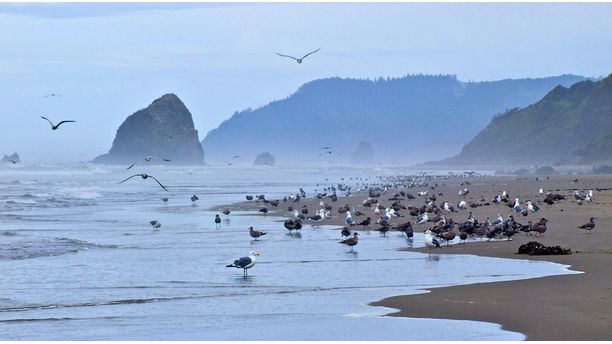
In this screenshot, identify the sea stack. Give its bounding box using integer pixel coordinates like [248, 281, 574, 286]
[351, 141, 375, 164]
[253, 152, 275, 166]
[93, 94, 204, 165]
[2, 152, 20, 163]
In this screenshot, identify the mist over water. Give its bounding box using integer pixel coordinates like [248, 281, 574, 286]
[0, 163, 577, 340]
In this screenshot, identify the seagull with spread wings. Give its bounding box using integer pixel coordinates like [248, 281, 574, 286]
[276, 48, 321, 64]
[40, 116, 75, 130]
[126, 156, 171, 170]
[118, 174, 168, 191]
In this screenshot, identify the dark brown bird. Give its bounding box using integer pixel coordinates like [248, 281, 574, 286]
[533, 218, 548, 237]
[357, 217, 371, 229]
[249, 226, 267, 240]
[40, 116, 75, 130]
[118, 174, 168, 191]
[339, 232, 359, 251]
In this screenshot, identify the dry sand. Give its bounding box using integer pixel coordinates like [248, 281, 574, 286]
[220, 174, 612, 340]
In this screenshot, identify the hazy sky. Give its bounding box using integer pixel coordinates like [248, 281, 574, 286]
[1, 2, 612, 162]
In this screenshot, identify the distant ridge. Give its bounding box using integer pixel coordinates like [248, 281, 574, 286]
[439, 73, 612, 165]
[94, 94, 204, 165]
[201, 74, 585, 165]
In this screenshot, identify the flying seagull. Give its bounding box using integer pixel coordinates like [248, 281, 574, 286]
[40, 116, 75, 130]
[118, 174, 168, 191]
[126, 156, 171, 170]
[276, 48, 321, 64]
[226, 251, 260, 277]
[44, 93, 62, 98]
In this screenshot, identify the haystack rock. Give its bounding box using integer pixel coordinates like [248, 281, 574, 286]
[94, 94, 204, 165]
[351, 141, 375, 164]
[2, 152, 20, 163]
[253, 152, 275, 166]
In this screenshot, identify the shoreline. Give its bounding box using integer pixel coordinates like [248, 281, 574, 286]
[214, 174, 612, 340]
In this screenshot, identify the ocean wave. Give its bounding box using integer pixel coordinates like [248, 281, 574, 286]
[0, 237, 117, 261]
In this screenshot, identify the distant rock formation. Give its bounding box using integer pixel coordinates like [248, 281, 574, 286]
[201, 74, 586, 165]
[253, 152, 275, 166]
[2, 152, 20, 163]
[351, 141, 375, 164]
[94, 94, 204, 165]
[441, 73, 612, 165]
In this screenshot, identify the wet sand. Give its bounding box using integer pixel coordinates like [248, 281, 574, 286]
[219, 174, 612, 340]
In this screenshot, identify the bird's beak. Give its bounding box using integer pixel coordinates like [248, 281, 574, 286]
[255, 252, 261, 256]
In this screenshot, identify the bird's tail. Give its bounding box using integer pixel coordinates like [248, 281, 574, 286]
[226, 264, 236, 268]
[261, 232, 267, 236]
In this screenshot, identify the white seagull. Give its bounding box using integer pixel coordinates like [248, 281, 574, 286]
[226, 251, 260, 277]
[423, 229, 441, 253]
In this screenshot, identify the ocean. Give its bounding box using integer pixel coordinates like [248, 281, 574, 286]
[0, 163, 578, 340]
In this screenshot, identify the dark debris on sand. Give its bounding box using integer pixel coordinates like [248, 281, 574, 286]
[517, 241, 572, 255]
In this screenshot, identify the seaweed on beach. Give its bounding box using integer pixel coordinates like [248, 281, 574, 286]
[517, 241, 572, 255]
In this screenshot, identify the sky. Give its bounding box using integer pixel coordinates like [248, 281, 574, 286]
[1, 2, 612, 162]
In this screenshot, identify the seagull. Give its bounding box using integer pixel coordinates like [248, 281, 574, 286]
[344, 211, 356, 226]
[161, 197, 169, 203]
[40, 116, 75, 130]
[307, 209, 324, 222]
[513, 198, 524, 213]
[118, 174, 168, 191]
[44, 93, 62, 98]
[276, 48, 320, 64]
[577, 217, 595, 234]
[222, 208, 231, 216]
[214, 214, 221, 228]
[126, 156, 171, 170]
[339, 232, 359, 251]
[226, 251, 260, 277]
[423, 229, 441, 253]
[526, 201, 540, 213]
[249, 226, 267, 240]
[149, 220, 161, 230]
[191, 194, 199, 202]
[293, 210, 306, 220]
[464, 171, 476, 177]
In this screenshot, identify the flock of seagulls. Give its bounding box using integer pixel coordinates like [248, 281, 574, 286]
[234, 171, 602, 276]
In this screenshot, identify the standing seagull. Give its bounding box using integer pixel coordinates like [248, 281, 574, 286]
[339, 232, 359, 251]
[149, 220, 161, 230]
[577, 217, 595, 234]
[118, 174, 168, 191]
[276, 48, 321, 64]
[249, 226, 267, 240]
[423, 229, 441, 253]
[214, 214, 222, 228]
[40, 116, 75, 130]
[226, 251, 260, 277]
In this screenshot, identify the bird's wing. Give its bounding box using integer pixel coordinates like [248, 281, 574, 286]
[301, 48, 321, 60]
[234, 256, 252, 268]
[126, 162, 136, 170]
[40, 116, 55, 127]
[432, 238, 441, 247]
[162, 158, 171, 162]
[56, 120, 76, 128]
[148, 175, 169, 192]
[276, 52, 298, 60]
[118, 174, 140, 184]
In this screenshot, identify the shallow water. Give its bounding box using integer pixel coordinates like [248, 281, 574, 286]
[0, 164, 578, 340]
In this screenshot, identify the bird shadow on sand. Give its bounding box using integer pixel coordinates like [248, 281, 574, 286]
[286, 232, 302, 239]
